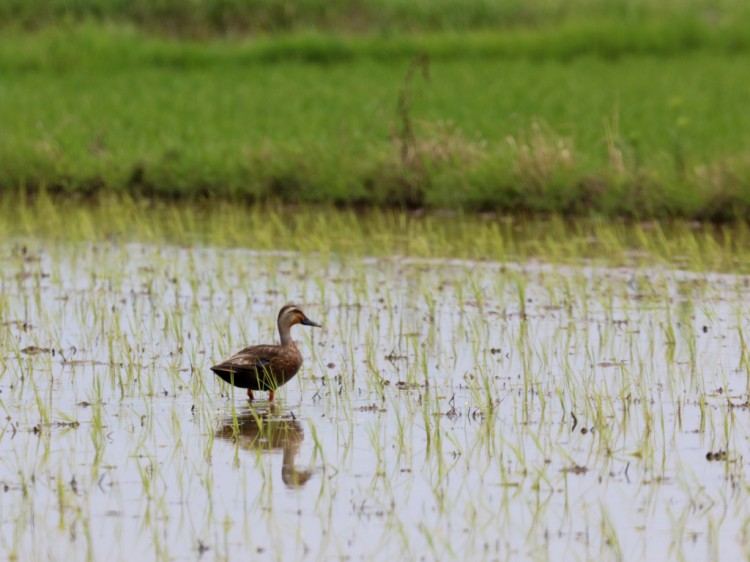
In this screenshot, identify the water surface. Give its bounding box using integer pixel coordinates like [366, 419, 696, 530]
[1, 239, 749, 561]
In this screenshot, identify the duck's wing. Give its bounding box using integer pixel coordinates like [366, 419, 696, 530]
[212, 345, 275, 373]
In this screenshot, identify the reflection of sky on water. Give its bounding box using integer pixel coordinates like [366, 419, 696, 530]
[0, 241, 749, 560]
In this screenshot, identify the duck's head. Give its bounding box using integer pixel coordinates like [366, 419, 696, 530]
[278, 304, 321, 329]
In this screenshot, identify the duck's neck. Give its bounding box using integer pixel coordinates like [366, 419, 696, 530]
[279, 322, 295, 347]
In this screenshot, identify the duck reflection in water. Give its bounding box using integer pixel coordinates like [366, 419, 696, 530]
[216, 407, 313, 488]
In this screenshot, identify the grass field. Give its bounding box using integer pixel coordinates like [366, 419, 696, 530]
[2, 0, 750, 35]
[1, 16, 750, 218]
[4, 194, 750, 276]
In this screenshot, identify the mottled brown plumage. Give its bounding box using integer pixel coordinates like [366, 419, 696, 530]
[211, 304, 321, 401]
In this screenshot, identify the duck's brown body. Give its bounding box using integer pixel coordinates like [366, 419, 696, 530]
[211, 343, 303, 392]
[211, 304, 320, 401]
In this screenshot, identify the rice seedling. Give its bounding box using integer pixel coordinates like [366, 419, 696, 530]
[1, 200, 750, 559]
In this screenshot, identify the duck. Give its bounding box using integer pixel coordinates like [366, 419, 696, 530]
[211, 304, 321, 401]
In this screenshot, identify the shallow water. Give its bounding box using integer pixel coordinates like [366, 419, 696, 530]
[1, 239, 749, 561]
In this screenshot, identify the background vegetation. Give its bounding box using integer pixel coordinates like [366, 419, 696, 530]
[1, 1, 750, 219]
[2, 0, 749, 35]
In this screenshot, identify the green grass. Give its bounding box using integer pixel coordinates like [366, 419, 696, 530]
[2, 25, 750, 219]
[4, 19, 750, 69]
[4, 194, 750, 274]
[1, 0, 749, 35]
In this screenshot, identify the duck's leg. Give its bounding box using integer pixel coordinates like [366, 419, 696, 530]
[269, 391, 275, 402]
[247, 389, 254, 401]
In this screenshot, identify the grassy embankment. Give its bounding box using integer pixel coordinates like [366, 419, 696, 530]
[2, 4, 750, 219]
[3, 0, 748, 35]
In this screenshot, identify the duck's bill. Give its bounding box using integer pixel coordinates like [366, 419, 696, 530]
[301, 316, 322, 328]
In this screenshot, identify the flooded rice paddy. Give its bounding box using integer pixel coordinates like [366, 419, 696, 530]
[2, 206, 750, 561]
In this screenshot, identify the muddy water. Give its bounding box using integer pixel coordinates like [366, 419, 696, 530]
[1, 240, 749, 561]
